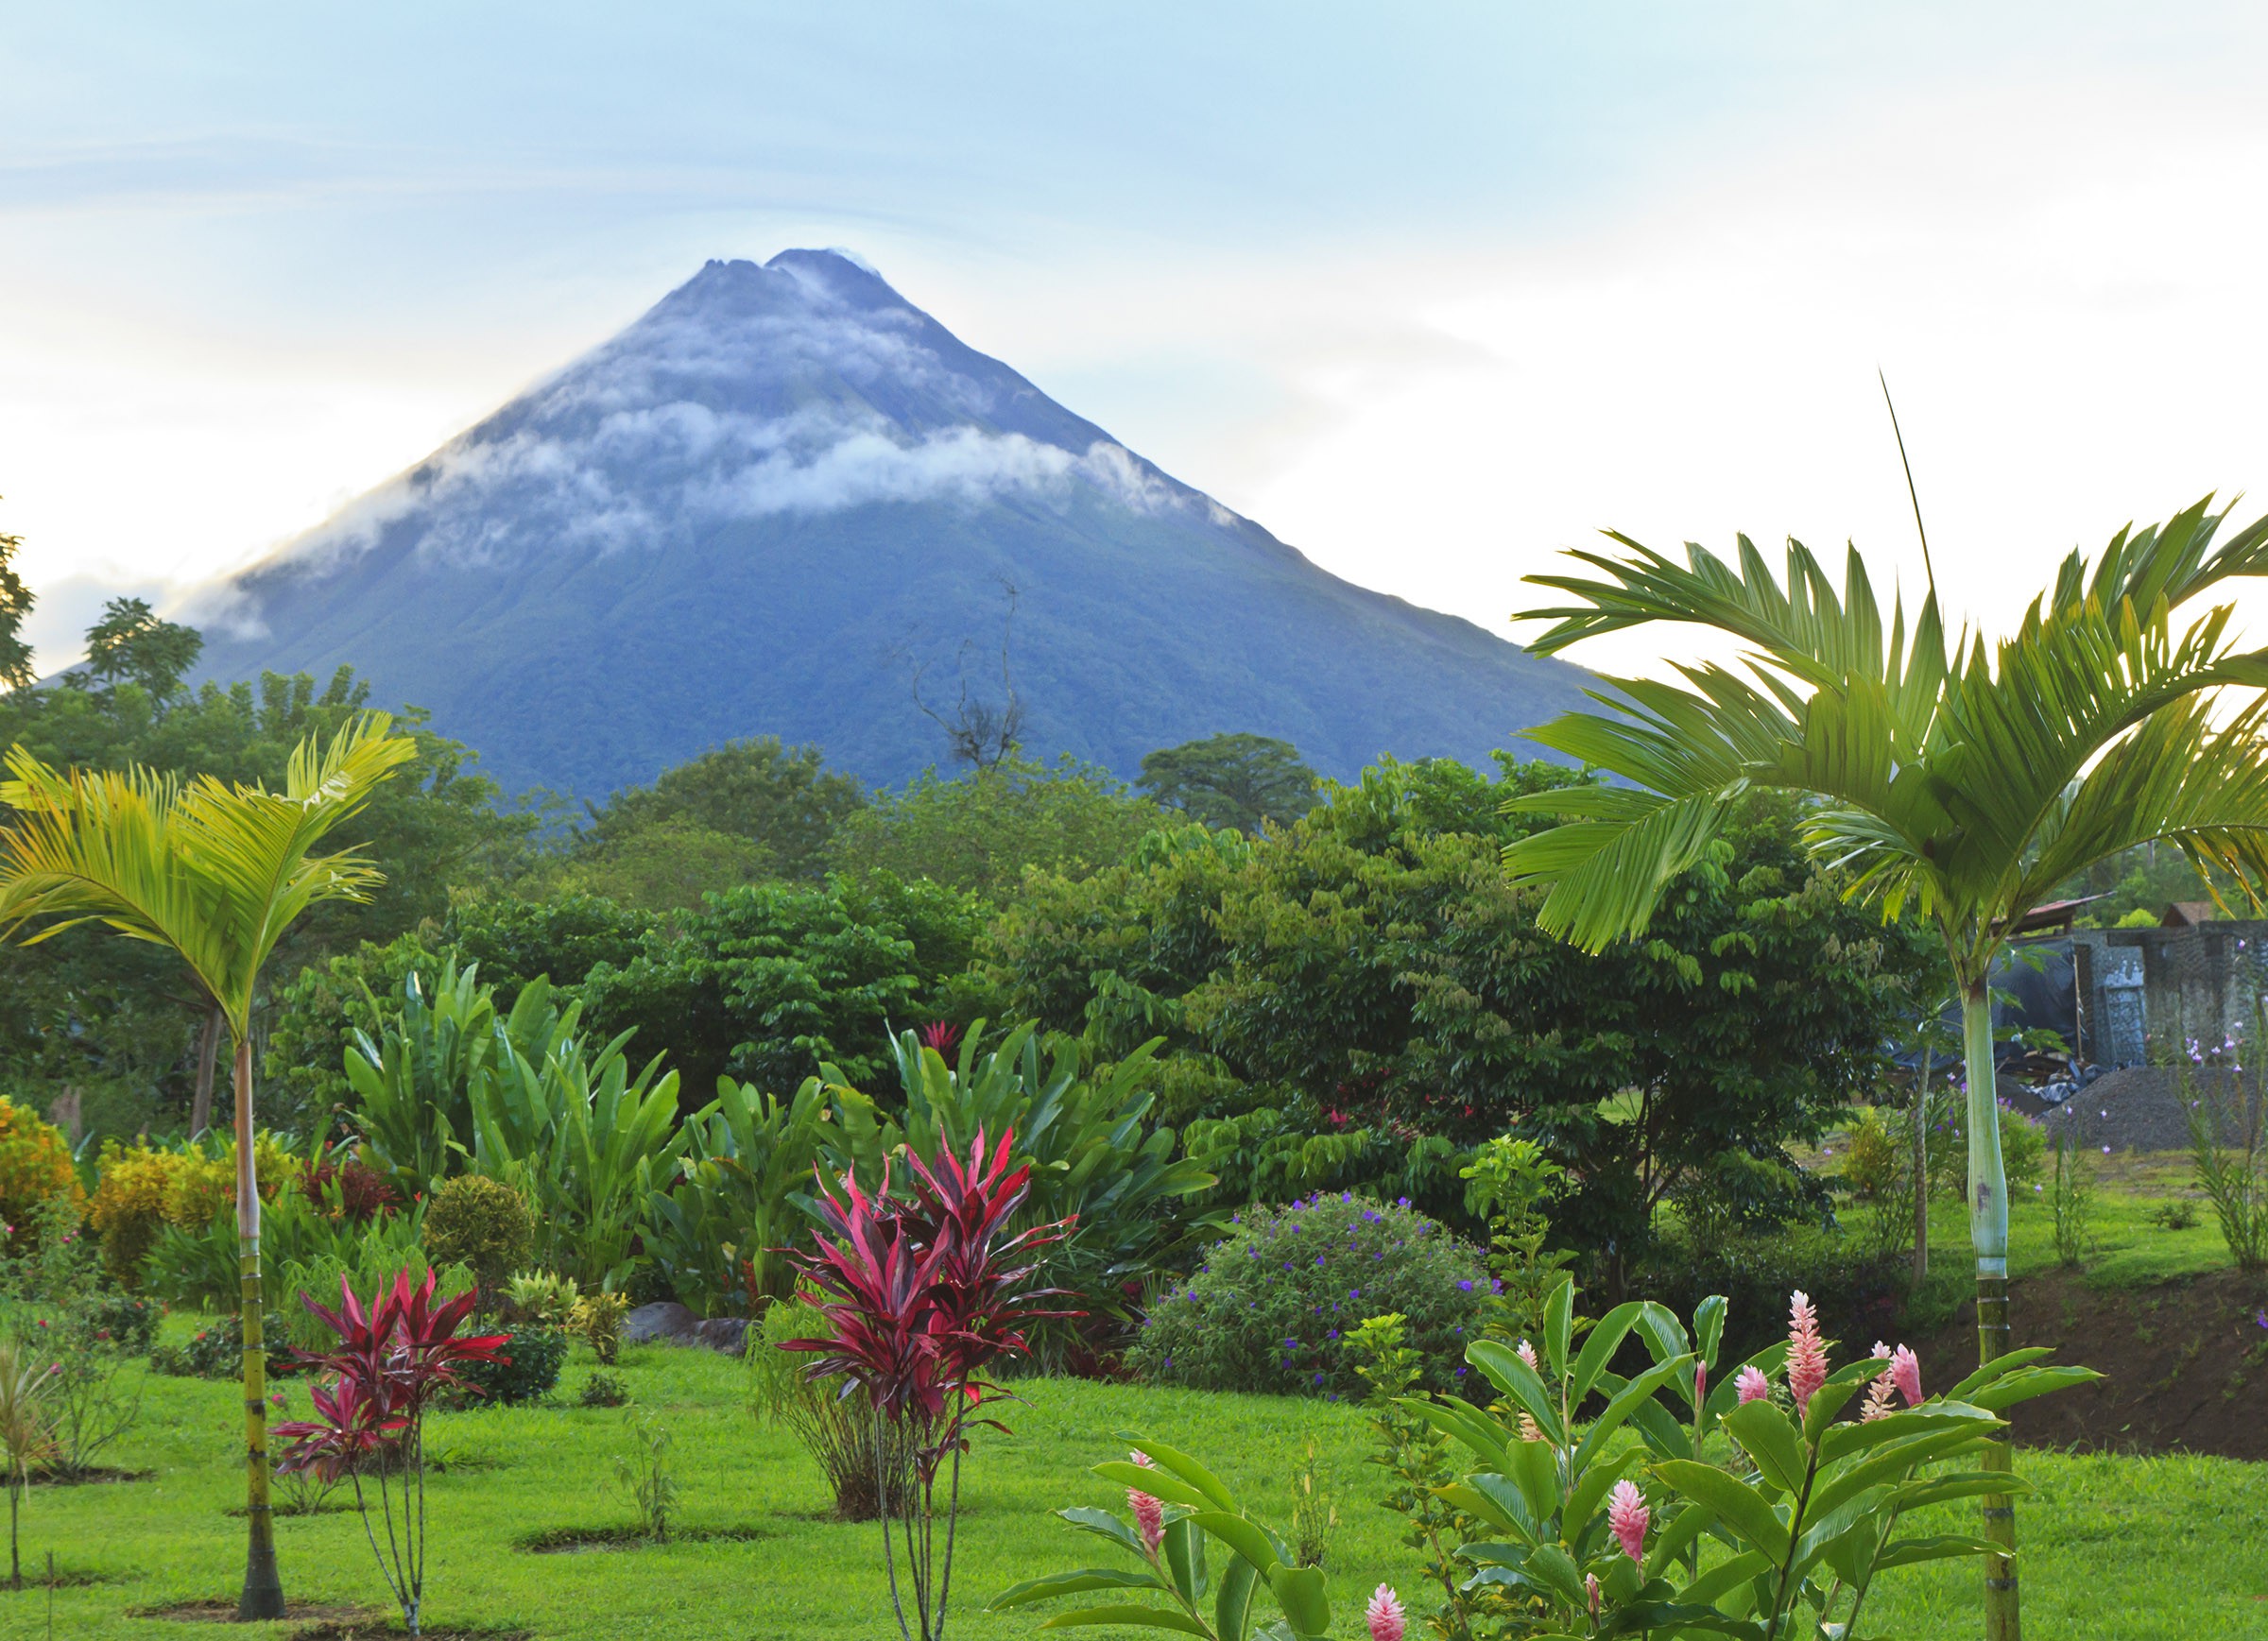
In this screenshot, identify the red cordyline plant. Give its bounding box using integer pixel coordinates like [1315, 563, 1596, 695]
[272, 1271, 509, 1638]
[784, 1127, 1076, 1641]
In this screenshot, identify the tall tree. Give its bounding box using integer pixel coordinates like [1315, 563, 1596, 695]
[0, 715, 416, 1620]
[1497, 496, 2268, 1641]
[576, 734, 868, 885]
[77, 597, 203, 704]
[0, 504, 31, 695]
[828, 754, 1167, 898]
[1137, 731, 1319, 832]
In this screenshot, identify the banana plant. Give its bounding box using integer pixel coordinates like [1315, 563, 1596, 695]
[344, 962, 501, 1193]
[988, 1435, 1350, 1641]
[641, 1074, 835, 1314]
[464, 989, 692, 1290]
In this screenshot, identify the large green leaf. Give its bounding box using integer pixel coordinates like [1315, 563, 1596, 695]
[990, 1569, 1170, 1609]
[1186, 1512, 1279, 1577]
[1123, 1436, 1241, 1513]
[1265, 1564, 1330, 1637]
[1653, 1462, 1791, 1562]
[1720, 1401, 1807, 1496]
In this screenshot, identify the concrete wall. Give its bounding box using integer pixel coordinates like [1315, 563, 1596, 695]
[2070, 920, 2268, 1067]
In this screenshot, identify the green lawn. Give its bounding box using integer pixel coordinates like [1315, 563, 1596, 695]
[14, 1322, 2268, 1640]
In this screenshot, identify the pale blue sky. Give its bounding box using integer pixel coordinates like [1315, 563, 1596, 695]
[9, 3, 2268, 675]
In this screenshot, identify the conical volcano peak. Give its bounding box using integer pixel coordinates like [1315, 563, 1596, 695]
[187, 254, 1591, 799]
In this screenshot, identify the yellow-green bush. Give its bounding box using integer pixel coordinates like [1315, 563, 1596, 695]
[0, 1097, 85, 1247]
[423, 1174, 534, 1294]
[88, 1140, 185, 1284]
[155, 1136, 300, 1229]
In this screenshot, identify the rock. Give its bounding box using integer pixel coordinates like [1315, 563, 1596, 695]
[692, 1318, 749, 1357]
[621, 1302, 700, 1344]
[621, 1302, 748, 1357]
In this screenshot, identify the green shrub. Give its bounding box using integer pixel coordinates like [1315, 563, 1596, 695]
[422, 1175, 533, 1297]
[579, 1370, 628, 1409]
[1126, 1192, 1487, 1399]
[80, 1290, 162, 1355]
[454, 1324, 565, 1405]
[1631, 1217, 1912, 1367]
[149, 1312, 283, 1379]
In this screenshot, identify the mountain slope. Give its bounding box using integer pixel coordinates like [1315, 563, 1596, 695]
[190, 250, 1592, 797]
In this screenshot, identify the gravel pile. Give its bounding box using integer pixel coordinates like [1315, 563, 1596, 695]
[2030, 1065, 2260, 1153]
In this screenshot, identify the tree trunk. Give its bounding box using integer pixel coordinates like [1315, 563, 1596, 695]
[233, 1034, 285, 1622]
[1961, 983, 2019, 1641]
[1912, 1038, 1932, 1285]
[190, 1007, 221, 1137]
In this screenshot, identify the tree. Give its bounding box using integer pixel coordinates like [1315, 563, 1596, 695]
[0, 505, 31, 695]
[0, 714, 416, 1620]
[984, 755, 1919, 1250]
[0, 658, 529, 1133]
[578, 869, 987, 1095]
[1498, 496, 2268, 1641]
[1137, 731, 1319, 832]
[77, 597, 203, 705]
[576, 736, 867, 883]
[828, 755, 1169, 899]
[556, 815, 776, 911]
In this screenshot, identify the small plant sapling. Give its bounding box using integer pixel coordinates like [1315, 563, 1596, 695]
[272, 1271, 509, 1637]
[612, 1408, 677, 1542]
[0, 1342, 52, 1591]
[1289, 1426, 1337, 1570]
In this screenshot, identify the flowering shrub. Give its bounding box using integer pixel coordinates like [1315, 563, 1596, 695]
[990, 1435, 1404, 1640]
[1408, 1279, 2096, 1640]
[1128, 1194, 1487, 1399]
[0, 1099, 83, 1249]
[150, 1312, 278, 1379]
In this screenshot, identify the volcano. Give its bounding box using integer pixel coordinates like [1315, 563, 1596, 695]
[189, 250, 1590, 797]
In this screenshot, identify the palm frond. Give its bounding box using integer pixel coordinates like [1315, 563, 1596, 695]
[0, 713, 417, 1036]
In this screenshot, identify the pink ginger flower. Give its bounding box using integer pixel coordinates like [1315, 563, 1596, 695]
[1606, 1479, 1649, 1566]
[1126, 1451, 1165, 1553]
[1735, 1364, 1772, 1405]
[1512, 1339, 1546, 1439]
[1586, 1572, 1602, 1619]
[1365, 1583, 1406, 1641]
[1694, 1362, 1708, 1406]
[1861, 1343, 1898, 1422]
[1889, 1344, 1922, 1408]
[1786, 1291, 1830, 1415]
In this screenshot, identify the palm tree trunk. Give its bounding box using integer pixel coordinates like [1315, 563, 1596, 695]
[1912, 1035, 1932, 1285]
[233, 1035, 285, 1622]
[1960, 983, 2019, 1641]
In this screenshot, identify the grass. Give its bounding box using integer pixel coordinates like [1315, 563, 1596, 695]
[1804, 1127, 2240, 1290]
[8, 1317, 2266, 1640]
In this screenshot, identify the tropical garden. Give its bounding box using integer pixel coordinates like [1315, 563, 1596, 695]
[0, 503, 2264, 1639]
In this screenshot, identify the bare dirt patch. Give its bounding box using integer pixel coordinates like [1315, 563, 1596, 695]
[1916, 1265, 2268, 1459]
[517, 1524, 772, 1553]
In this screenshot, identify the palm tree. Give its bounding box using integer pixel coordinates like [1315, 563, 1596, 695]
[1499, 496, 2268, 1641]
[0, 714, 415, 1620]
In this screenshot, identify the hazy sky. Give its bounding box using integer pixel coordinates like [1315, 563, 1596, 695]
[9, 2, 2268, 681]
